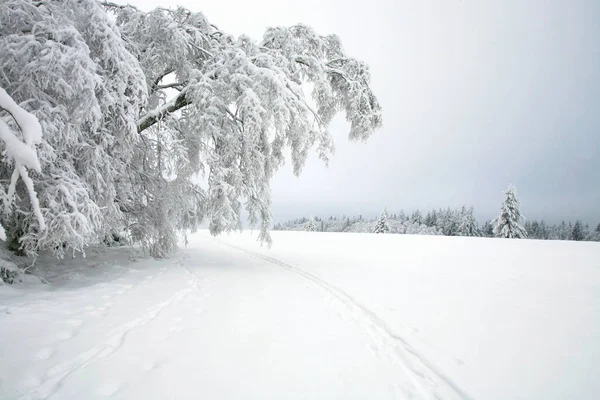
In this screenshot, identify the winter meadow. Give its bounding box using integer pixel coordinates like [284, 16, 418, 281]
[1, 1, 599, 399]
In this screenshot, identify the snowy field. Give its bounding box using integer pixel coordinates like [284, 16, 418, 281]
[1, 231, 599, 400]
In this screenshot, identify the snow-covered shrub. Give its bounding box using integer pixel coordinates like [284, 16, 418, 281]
[0, 247, 23, 284]
[402, 222, 443, 235]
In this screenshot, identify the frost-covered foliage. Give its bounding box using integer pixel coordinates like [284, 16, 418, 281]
[372, 210, 389, 234]
[401, 221, 442, 235]
[0, 87, 45, 247]
[493, 185, 527, 239]
[0, 0, 382, 258]
[1, 0, 146, 256]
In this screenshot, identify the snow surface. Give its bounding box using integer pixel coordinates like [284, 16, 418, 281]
[1, 231, 599, 399]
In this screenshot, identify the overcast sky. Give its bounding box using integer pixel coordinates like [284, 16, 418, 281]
[125, 0, 600, 224]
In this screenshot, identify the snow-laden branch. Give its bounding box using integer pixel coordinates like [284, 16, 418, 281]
[156, 82, 185, 90]
[99, 1, 139, 11]
[137, 90, 191, 133]
[0, 87, 46, 234]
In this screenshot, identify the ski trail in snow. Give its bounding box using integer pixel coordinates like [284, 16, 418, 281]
[216, 239, 474, 400]
[18, 288, 191, 400]
[177, 252, 204, 291]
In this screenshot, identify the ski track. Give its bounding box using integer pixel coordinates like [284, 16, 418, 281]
[11, 238, 473, 399]
[17, 287, 191, 400]
[177, 252, 203, 291]
[216, 239, 474, 400]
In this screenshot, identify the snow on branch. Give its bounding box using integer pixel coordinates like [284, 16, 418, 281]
[0, 87, 46, 234]
[137, 90, 191, 133]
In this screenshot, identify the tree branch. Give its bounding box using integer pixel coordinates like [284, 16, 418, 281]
[98, 1, 139, 11]
[156, 82, 185, 90]
[150, 69, 175, 92]
[137, 91, 191, 133]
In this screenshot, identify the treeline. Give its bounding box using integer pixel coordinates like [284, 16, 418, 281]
[274, 208, 600, 242]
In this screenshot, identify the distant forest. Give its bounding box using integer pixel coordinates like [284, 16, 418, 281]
[274, 207, 600, 242]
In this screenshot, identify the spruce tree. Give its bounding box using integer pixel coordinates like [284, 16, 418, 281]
[493, 185, 527, 239]
[305, 217, 318, 232]
[373, 209, 390, 234]
[482, 220, 494, 237]
[457, 206, 480, 237]
[410, 210, 422, 225]
[572, 220, 585, 241]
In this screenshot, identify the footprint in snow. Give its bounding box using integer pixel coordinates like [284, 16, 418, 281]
[142, 361, 159, 372]
[65, 319, 83, 327]
[96, 383, 121, 397]
[142, 363, 154, 372]
[35, 347, 55, 360]
[168, 325, 184, 333]
[56, 330, 74, 340]
[20, 375, 42, 389]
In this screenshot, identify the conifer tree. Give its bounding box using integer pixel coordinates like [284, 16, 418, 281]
[572, 220, 585, 241]
[457, 206, 480, 237]
[305, 217, 318, 232]
[373, 209, 390, 234]
[493, 185, 527, 239]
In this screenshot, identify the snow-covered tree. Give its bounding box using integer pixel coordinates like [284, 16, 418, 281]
[550, 221, 572, 240]
[424, 210, 437, 227]
[438, 208, 459, 236]
[373, 209, 389, 234]
[481, 220, 494, 237]
[492, 185, 527, 239]
[304, 216, 317, 232]
[585, 223, 600, 241]
[456, 206, 480, 237]
[571, 220, 586, 241]
[0, 0, 382, 257]
[410, 210, 422, 225]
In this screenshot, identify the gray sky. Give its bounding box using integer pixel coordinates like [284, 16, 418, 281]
[126, 0, 600, 224]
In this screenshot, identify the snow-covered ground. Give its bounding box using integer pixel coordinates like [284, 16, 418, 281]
[1, 231, 599, 400]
